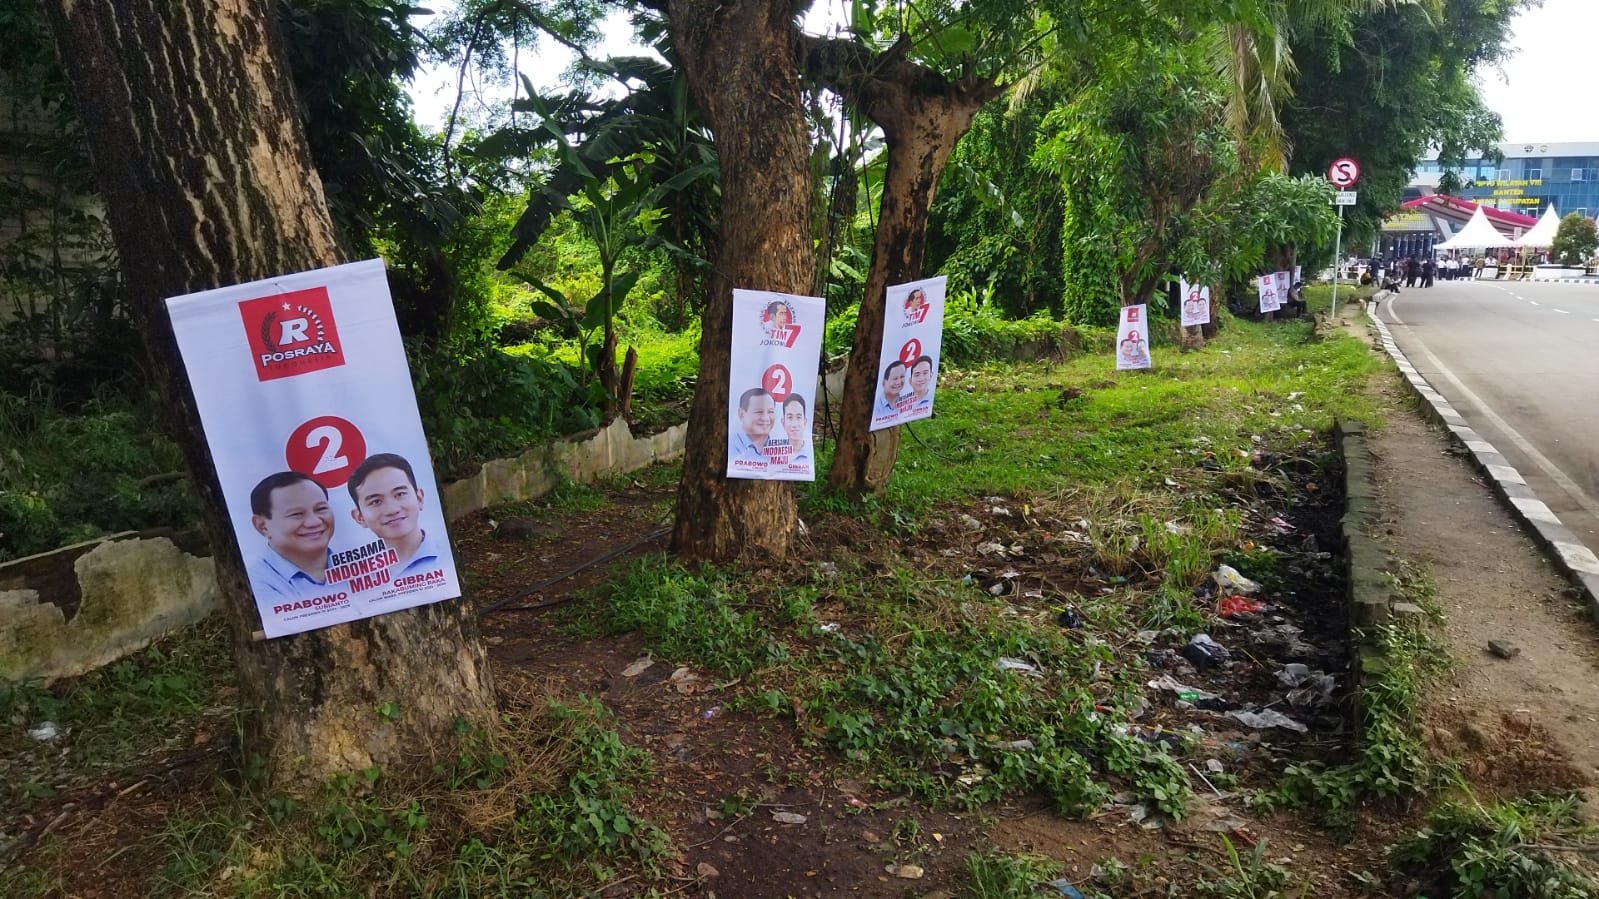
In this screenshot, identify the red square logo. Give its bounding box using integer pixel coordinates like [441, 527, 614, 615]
[238, 287, 346, 382]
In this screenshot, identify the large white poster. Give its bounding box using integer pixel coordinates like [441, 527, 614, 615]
[1115, 304, 1152, 371]
[1258, 274, 1282, 313]
[167, 259, 460, 639]
[871, 276, 947, 431]
[1274, 270, 1292, 302]
[1179, 278, 1211, 327]
[727, 290, 825, 480]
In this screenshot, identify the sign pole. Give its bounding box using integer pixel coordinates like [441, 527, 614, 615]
[1332, 204, 1344, 316]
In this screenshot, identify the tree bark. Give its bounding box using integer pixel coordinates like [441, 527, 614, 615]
[44, 0, 493, 792]
[667, 0, 814, 561]
[803, 36, 999, 499]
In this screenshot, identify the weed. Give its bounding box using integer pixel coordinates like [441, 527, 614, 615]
[596, 556, 792, 677]
[1390, 793, 1599, 898]
[1195, 836, 1307, 898]
[1260, 623, 1451, 831]
[964, 849, 1065, 899]
[149, 690, 670, 898]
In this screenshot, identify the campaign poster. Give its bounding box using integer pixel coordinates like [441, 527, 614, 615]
[871, 276, 947, 432]
[727, 289, 825, 481]
[1274, 270, 1292, 300]
[1258, 274, 1282, 313]
[1293, 265, 1303, 285]
[1179, 278, 1211, 327]
[166, 259, 461, 639]
[1115, 304, 1152, 371]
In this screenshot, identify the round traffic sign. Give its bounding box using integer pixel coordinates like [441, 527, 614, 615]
[1328, 157, 1360, 188]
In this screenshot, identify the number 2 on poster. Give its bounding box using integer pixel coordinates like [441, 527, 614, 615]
[762, 364, 793, 401]
[899, 339, 922, 366]
[286, 415, 367, 488]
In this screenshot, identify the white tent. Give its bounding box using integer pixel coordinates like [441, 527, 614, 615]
[1436, 205, 1515, 250]
[1514, 205, 1561, 248]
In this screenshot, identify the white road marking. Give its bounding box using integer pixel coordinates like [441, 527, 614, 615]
[1529, 300, 1541, 306]
[1380, 300, 1599, 520]
[1555, 308, 1572, 314]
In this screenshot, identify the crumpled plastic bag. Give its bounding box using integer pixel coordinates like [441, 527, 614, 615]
[1215, 564, 1261, 596]
[1228, 709, 1308, 733]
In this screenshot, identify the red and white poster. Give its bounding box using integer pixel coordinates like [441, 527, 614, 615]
[1179, 277, 1211, 327]
[1274, 270, 1292, 301]
[727, 289, 825, 481]
[1258, 274, 1283, 313]
[1115, 304, 1152, 371]
[166, 259, 460, 638]
[871, 276, 947, 431]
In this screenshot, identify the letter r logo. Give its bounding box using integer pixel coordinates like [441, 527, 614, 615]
[278, 317, 311, 345]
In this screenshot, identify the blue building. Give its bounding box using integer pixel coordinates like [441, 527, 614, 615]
[1409, 141, 1599, 218]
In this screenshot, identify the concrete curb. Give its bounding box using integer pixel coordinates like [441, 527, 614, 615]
[1333, 420, 1409, 687]
[1365, 310, 1599, 616]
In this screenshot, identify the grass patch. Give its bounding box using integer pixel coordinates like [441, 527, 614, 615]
[858, 318, 1381, 513]
[0, 620, 235, 812]
[1390, 792, 1599, 898]
[148, 692, 669, 898]
[1258, 621, 1453, 832]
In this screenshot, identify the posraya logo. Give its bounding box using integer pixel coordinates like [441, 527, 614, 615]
[239, 286, 346, 381]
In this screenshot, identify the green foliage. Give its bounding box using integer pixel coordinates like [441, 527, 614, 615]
[0, 621, 233, 815]
[1195, 836, 1303, 898]
[594, 557, 794, 677]
[1390, 793, 1599, 899]
[1261, 623, 1450, 831]
[1038, 43, 1239, 311]
[940, 289, 1076, 364]
[151, 695, 669, 897]
[1551, 213, 1598, 267]
[0, 390, 197, 562]
[1283, 0, 1529, 245]
[408, 338, 599, 474]
[964, 849, 1064, 898]
[927, 96, 1067, 318]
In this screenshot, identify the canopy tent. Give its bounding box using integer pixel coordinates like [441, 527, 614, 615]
[1436, 206, 1515, 250]
[1513, 205, 1562, 248]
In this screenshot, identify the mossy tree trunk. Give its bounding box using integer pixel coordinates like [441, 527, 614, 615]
[667, 0, 814, 561]
[803, 36, 998, 500]
[44, 0, 493, 792]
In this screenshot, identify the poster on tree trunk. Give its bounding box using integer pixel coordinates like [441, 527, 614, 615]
[1275, 270, 1292, 301]
[165, 259, 461, 639]
[1115, 304, 1152, 371]
[1179, 278, 1211, 327]
[726, 289, 825, 481]
[871, 275, 947, 431]
[1258, 274, 1283, 313]
[1293, 265, 1302, 285]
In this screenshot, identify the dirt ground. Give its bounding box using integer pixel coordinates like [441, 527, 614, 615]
[1346, 314, 1599, 807]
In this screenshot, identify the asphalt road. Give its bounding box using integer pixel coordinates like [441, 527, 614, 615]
[1377, 277, 1599, 551]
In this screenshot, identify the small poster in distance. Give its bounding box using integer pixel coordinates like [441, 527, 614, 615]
[1116, 304, 1152, 371]
[872, 276, 947, 432]
[727, 289, 826, 481]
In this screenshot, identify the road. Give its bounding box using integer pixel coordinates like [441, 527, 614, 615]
[1376, 277, 1599, 552]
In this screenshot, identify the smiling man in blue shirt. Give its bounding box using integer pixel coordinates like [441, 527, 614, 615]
[247, 471, 336, 602]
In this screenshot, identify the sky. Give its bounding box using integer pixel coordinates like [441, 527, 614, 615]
[1476, 0, 1596, 143]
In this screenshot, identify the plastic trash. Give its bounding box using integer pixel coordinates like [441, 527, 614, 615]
[1228, 709, 1308, 733]
[28, 722, 59, 742]
[1217, 595, 1266, 617]
[1214, 564, 1261, 595]
[1058, 607, 1084, 629]
[1181, 633, 1231, 670]
[1148, 674, 1218, 701]
[997, 657, 1042, 677]
[771, 811, 808, 824]
[1044, 880, 1085, 899]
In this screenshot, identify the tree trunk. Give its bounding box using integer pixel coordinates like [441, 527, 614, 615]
[804, 37, 998, 499]
[44, 0, 493, 792]
[667, 0, 814, 561]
